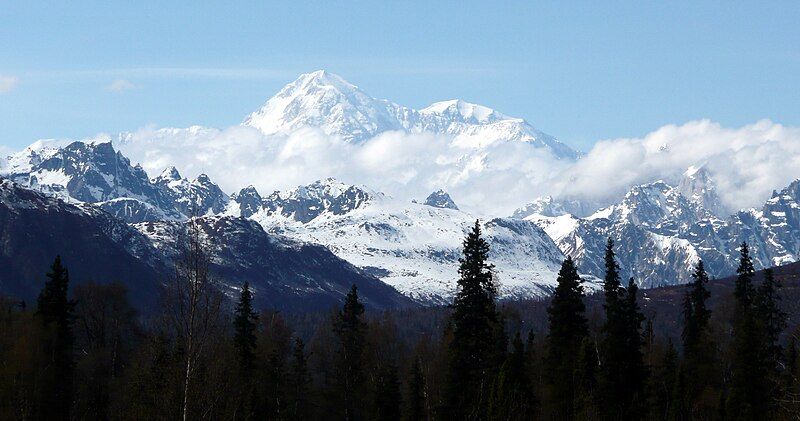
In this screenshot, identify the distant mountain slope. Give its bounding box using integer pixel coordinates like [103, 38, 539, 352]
[0, 178, 414, 312]
[227, 178, 570, 304]
[135, 216, 415, 311]
[0, 178, 165, 308]
[243, 70, 578, 159]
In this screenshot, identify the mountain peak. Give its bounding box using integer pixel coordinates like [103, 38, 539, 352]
[421, 99, 509, 124]
[158, 166, 182, 182]
[242, 70, 400, 142]
[423, 189, 459, 210]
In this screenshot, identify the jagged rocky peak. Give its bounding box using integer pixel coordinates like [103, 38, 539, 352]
[193, 173, 216, 186]
[512, 195, 601, 219]
[260, 178, 378, 223]
[423, 189, 459, 210]
[230, 185, 263, 218]
[156, 166, 182, 183]
[677, 165, 727, 216]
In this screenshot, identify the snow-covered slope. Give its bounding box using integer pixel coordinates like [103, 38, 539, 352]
[228, 179, 567, 304]
[243, 70, 578, 159]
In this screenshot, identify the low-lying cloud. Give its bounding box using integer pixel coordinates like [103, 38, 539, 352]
[86, 119, 800, 217]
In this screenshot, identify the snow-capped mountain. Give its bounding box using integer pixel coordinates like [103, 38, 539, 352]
[423, 189, 459, 210]
[243, 70, 578, 159]
[3, 140, 229, 223]
[227, 178, 569, 304]
[522, 177, 800, 287]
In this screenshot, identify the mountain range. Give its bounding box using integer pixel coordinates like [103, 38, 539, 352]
[1, 70, 798, 309]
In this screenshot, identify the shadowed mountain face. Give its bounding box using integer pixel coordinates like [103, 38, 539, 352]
[0, 178, 415, 312]
[0, 178, 165, 309]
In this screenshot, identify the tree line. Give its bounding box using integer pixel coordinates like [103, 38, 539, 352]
[0, 220, 798, 420]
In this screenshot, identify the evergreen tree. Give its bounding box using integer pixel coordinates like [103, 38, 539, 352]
[754, 267, 787, 411]
[444, 220, 499, 420]
[682, 260, 712, 357]
[599, 240, 648, 420]
[404, 358, 426, 421]
[234, 282, 259, 374]
[602, 238, 622, 309]
[333, 285, 367, 420]
[681, 260, 716, 417]
[288, 338, 310, 421]
[545, 256, 588, 419]
[756, 268, 787, 368]
[489, 332, 534, 420]
[35, 255, 76, 420]
[728, 242, 767, 419]
[375, 363, 402, 421]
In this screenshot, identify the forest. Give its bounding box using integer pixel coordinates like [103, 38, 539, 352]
[1, 219, 798, 421]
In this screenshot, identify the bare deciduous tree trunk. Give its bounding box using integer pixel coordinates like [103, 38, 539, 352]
[165, 215, 222, 421]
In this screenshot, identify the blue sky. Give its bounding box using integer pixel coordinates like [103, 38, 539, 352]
[1, 1, 798, 151]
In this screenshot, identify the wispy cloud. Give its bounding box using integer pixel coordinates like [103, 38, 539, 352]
[107, 79, 136, 92]
[0, 75, 19, 93]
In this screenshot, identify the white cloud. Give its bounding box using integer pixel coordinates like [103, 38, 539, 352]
[0, 74, 18, 93]
[555, 119, 800, 212]
[107, 79, 136, 92]
[96, 119, 800, 218]
[115, 125, 568, 216]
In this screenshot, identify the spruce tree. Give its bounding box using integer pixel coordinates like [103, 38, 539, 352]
[599, 239, 648, 420]
[404, 358, 426, 421]
[545, 256, 588, 419]
[375, 363, 402, 421]
[682, 260, 712, 358]
[333, 285, 367, 420]
[754, 268, 787, 410]
[444, 220, 499, 420]
[681, 260, 716, 417]
[728, 242, 767, 418]
[35, 255, 76, 420]
[234, 282, 258, 374]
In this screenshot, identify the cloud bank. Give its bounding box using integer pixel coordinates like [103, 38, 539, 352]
[91, 119, 800, 217]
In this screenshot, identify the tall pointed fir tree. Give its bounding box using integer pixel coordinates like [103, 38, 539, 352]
[599, 239, 648, 420]
[728, 242, 767, 418]
[233, 282, 258, 419]
[234, 282, 259, 374]
[444, 220, 500, 420]
[545, 256, 588, 419]
[405, 358, 426, 421]
[35, 255, 76, 420]
[333, 284, 367, 421]
[681, 260, 716, 417]
[754, 267, 787, 410]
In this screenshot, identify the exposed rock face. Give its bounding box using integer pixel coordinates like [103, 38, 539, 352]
[423, 190, 459, 210]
